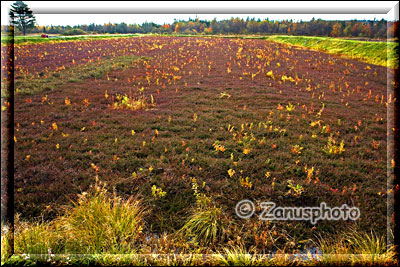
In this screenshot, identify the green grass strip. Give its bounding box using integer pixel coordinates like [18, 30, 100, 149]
[264, 35, 398, 69]
[13, 55, 151, 95]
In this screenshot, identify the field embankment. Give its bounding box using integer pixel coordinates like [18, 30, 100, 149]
[265, 35, 398, 69]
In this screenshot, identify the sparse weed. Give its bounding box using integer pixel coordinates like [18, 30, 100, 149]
[286, 180, 304, 197]
[323, 135, 345, 155]
[111, 92, 154, 111]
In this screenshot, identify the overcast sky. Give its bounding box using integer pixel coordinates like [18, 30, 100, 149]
[1, 1, 397, 26]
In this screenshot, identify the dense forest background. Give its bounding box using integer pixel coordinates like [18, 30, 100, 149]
[2, 17, 399, 39]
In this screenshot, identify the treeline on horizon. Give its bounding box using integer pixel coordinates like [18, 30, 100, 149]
[2, 17, 399, 39]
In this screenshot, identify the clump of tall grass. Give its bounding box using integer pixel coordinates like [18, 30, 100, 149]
[177, 179, 228, 247]
[178, 205, 225, 247]
[60, 177, 146, 254]
[14, 215, 63, 255]
[316, 229, 397, 266]
[12, 177, 146, 255]
[1, 223, 13, 264]
[216, 245, 269, 266]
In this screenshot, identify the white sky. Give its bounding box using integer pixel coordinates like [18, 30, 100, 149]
[1, 1, 398, 26]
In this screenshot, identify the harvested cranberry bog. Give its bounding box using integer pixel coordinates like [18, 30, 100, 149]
[2, 35, 397, 265]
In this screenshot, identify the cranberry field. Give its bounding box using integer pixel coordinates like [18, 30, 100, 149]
[2, 35, 395, 259]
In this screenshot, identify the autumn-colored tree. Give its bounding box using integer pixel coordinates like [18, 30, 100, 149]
[331, 22, 343, 37]
[387, 21, 398, 38]
[16, 15, 390, 39]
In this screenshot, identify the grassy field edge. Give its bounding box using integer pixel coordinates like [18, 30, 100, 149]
[264, 35, 399, 69]
[1, 179, 397, 266]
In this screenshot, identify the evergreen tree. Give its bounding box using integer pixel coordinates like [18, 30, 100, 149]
[9, 1, 36, 35]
